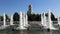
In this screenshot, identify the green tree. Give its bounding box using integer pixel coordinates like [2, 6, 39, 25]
[45, 12, 57, 21]
[0, 16, 3, 21]
[51, 12, 56, 21]
[28, 14, 41, 21]
[27, 12, 57, 21]
[13, 12, 20, 21]
[5, 14, 10, 21]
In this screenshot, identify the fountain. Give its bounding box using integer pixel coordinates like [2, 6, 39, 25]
[41, 13, 47, 28]
[43, 12, 47, 27]
[47, 10, 58, 30]
[23, 13, 26, 27]
[0, 13, 9, 29]
[16, 12, 27, 30]
[25, 14, 29, 27]
[41, 10, 58, 30]
[3, 13, 6, 26]
[10, 14, 14, 25]
[57, 16, 60, 25]
[41, 13, 43, 26]
[23, 13, 28, 27]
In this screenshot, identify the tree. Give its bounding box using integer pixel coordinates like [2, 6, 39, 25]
[51, 12, 56, 21]
[13, 12, 20, 21]
[0, 16, 3, 21]
[27, 12, 57, 21]
[45, 12, 56, 21]
[5, 14, 10, 21]
[35, 14, 40, 21]
[28, 14, 41, 21]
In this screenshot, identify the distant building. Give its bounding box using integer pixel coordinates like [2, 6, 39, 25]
[27, 4, 34, 15]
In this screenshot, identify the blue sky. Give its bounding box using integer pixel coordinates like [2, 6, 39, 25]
[0, 0, 60, 16]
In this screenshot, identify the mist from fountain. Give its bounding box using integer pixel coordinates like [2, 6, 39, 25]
[10, 14, 14, 25]
[16, 12, 28, 30]
[3, 13, 6, 26]
[57, 16, 60, 25]
[47, 10, 58, 30]
[41, 10, 58, 30]
[0, 13, 9, 29]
